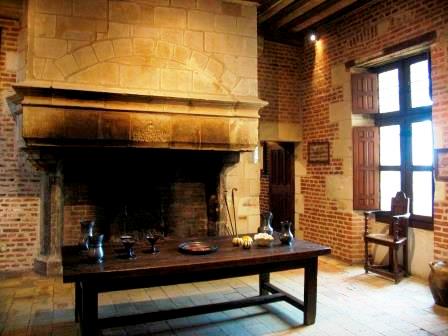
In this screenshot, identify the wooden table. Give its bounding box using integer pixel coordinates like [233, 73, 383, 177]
[62, 237, 330, 336]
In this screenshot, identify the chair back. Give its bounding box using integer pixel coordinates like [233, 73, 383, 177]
[390, 191, 410, 216]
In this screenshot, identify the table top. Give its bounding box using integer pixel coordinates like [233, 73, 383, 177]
[62, 236, 330, 284]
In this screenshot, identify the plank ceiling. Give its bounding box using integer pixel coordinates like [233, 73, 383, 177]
[256, 0, 371, 43]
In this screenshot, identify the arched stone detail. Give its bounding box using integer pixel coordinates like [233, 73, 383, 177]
[42, 37, 241, 97]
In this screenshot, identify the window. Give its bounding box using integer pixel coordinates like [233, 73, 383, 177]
[376, 54, 433, 228]
[352, 53, 434, 230]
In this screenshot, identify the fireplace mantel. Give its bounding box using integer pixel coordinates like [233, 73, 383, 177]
[9, 82, 267, 152]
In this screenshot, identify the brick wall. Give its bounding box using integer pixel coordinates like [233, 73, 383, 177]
[430, 22, 448, 260]
[258, 40, 301, 123]
[0, 17, 41, 271]
[168, 182, 208, 237]
[63, 182, 96, 246]
[258, 40, 301, 215]
[259, 172, 269, 213]
[297, 0, 448, 262]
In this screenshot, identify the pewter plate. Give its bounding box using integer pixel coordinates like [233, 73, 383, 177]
[178, 241, 219, 255]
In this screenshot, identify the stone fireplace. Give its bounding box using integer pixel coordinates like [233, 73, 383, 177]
[8, 0, 267, 274]
[61, 147, 238, 243]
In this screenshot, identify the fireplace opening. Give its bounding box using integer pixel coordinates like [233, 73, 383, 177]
[59, 148, 236, 244]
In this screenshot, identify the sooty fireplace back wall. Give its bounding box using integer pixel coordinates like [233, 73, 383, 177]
[61, 148, 234, 244]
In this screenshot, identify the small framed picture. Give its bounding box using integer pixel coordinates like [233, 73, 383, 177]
[435, 148, 448, 181]
[308, 141, 330, 164]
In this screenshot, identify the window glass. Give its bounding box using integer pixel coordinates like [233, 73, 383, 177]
[380, 171, 401, 211]
[410, 60, 432, 108]
[379, 69, 400, 113]
[412, 120, 433, 166]
[380, 125, 401, 166]
[374, 55, 433, 225]
[412, 171, 433, 216]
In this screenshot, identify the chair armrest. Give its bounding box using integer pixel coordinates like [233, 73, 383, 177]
[364, 210, 387, 235]
[364, 210, 389, 218]
[392, 213, 410, 220]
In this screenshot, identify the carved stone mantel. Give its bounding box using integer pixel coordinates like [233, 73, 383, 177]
[9, 82, 267, 152]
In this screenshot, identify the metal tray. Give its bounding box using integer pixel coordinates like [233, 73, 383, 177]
[178, 241, 219, 255]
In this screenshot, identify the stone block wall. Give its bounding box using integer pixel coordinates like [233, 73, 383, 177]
[221, 152, 260, 234]
[19, 0, 259, 100]
[297, 0, 448, 262]
[0, 15, 41, 271]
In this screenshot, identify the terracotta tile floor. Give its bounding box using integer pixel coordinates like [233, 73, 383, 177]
[0, 256, 447, 336]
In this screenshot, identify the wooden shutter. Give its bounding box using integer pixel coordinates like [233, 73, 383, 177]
[353, 127, 379, 210]
[351, 73, 379, 114]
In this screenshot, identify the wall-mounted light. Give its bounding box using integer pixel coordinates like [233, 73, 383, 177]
[308, 31, 319, 43]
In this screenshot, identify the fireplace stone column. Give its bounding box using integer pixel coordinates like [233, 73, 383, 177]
[34, 161, 64, 275]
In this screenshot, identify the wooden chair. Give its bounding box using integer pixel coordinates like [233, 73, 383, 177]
[364, 191, 410, 283]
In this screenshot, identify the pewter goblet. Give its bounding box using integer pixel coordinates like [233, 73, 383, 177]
[120, 235, 136, 259]
[145, 230, 162, 254]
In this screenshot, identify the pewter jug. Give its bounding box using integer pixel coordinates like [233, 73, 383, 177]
[258, 212, 274, 235]
[279, 220, 293, 245]
[79, 220, 95, 251]
[87, 234, 104, 264]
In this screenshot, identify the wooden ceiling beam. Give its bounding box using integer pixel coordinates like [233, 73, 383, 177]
[258, 0, 296, 24]
[271, 0, 328, 29]
[258, 0, 283, 15]
[279, 0, 339, 31]
[290, 0, 358, 32]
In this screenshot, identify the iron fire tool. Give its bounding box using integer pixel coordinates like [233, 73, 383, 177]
[231, 188, 238, 237]
[224, 190, 235, 236]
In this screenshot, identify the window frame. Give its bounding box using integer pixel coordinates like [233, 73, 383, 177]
[373, 53, 434, 230]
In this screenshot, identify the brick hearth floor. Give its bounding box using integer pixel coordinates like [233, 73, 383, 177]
[1, 256, 447, 336]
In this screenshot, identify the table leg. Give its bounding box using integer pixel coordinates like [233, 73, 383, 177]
[303, 257, 317, 325]
[80, 282, 99, 336]
[259, 272, 270, 295]
[75, 281, 81, 322]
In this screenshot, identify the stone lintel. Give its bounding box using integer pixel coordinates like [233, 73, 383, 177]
[11, 83, 267, 152]
[259, 120, 302, 142]
[21, 105, 259, 151]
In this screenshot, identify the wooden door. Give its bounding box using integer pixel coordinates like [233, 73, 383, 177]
[268, 142, 295, 233]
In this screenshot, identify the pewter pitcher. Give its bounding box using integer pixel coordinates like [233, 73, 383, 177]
[87, 234, 104, 264]
[258, 211, 274, 235]
[79, 220, 95, 251]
